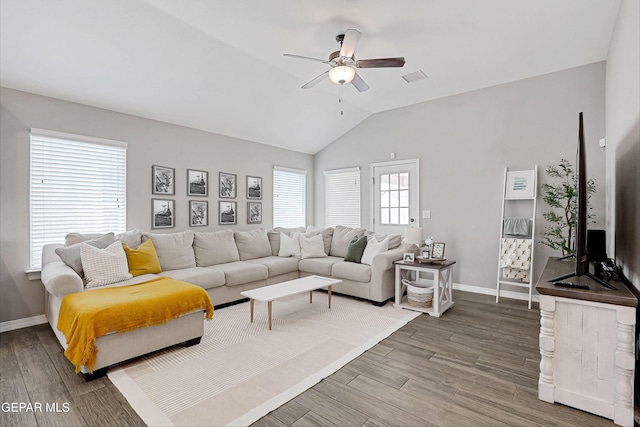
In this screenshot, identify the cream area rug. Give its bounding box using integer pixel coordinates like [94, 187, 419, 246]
[108, 292, 420, 426]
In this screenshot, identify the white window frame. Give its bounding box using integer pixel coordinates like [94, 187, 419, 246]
[29, 129, 127, 269]
[273, 166, 306, 228]
[324, 167, 361, 228]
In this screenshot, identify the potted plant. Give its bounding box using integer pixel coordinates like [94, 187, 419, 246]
[539, 159, 596, 255]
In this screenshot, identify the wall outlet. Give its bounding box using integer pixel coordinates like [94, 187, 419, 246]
[422, 210, 431, 219]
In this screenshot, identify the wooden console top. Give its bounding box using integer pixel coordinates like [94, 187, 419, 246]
[536, 257, 637, 307]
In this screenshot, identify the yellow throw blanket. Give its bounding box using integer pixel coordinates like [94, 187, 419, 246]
[57, 277, 214, 373]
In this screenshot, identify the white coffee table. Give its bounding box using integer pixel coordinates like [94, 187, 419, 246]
[240, 275, 342, 330]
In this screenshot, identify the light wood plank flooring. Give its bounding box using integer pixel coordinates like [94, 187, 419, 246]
[1, 291, 614, 426]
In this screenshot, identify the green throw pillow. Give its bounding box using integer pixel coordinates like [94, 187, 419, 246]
[344, 236, 368, 263]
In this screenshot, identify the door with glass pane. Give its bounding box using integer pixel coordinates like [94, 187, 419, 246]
[371, 159, 419, 236]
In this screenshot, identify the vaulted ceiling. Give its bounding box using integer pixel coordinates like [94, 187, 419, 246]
[0, 0, 621, 154]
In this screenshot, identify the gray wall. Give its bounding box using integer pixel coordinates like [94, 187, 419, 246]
[315, 62, 607, 292]
[605, 0, 640, 289]
[0, 88, 314, 323]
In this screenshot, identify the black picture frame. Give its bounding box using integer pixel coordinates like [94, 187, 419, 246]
[187, 169, 208, 196]
[189, 200, 208, 227]
[152, 165, 175, 195]
[247, 176, 262, 200]
[247, 202, 262, 224]
[219, 201, 237, 225]
[151, 198, 174, 229]
[219, 172, 237, 198]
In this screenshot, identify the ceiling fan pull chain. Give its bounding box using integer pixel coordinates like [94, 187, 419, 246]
[339, 84, 344, 116]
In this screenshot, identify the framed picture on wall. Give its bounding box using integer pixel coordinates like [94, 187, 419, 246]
[247, 202, 262, 224]
[505, 170, 535, 199]
[152, 165, 175, 195]
[219, 201, 237, 225]
[187, 169, 208, 196]
[189, 200, 208, 227]
[219, 172, 237, 198]
[247, 176, 262, 199]
[151, 199, 174, 229]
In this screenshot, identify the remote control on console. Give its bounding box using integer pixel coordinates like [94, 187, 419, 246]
[553, 281, 589, 289]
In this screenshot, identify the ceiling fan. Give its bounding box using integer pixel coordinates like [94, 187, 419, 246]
[284, 29, 405, 93]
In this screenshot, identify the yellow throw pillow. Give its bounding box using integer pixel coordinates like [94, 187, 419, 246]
[123, 239, 162, 276]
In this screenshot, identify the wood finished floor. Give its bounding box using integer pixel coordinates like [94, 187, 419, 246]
[1, 291, 614, 427]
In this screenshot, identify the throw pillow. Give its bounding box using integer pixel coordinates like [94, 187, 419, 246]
[142, 231, 196, 271]
[234, 228, 272, 261]
[55, 233, 115, 277]
[365, 231, 402, 250]
[300, 233, 328, 259]
[330, 225, 365, 258]
[344, 235, 368, 263]
[81, 241, 133, 288]
[123, 239, 162, 276]
[361, 236, 389, 266]
[116, 229, 143, 248]
[278, 232, 301, 258]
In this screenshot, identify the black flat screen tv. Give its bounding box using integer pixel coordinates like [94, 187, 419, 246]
[549, 112, 615, 289]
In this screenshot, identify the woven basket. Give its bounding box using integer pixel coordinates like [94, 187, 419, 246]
[407, 284, 433, 308]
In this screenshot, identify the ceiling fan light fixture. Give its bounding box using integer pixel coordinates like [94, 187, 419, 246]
[329, 66, 355, 85]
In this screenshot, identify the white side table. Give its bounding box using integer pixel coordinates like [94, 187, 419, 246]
[394, 260, 456, 317]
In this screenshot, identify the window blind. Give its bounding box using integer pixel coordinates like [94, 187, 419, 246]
[30, 129, 127, 269]
[273, 166, 306, 228]
[324, 167, 361, 228]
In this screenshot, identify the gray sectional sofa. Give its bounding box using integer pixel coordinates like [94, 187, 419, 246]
[40, 225, 410, 377]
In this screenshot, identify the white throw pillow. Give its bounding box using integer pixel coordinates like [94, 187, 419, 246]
[279, 232, 301, 258]
[361, 236, 389, 266]
[81, 241, 133, 288]
[300, 234, 328, 259]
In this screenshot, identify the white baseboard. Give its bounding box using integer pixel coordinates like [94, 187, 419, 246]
[453, 282, 540, 303]
[0, 314, 48, 333]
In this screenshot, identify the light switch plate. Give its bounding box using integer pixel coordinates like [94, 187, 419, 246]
[422, 210, 431, 219]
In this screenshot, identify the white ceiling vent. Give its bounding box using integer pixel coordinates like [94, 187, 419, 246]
[402, 70, 428, 83]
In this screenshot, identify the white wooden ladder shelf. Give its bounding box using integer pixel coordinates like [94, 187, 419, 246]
[496, 166, 538, 309]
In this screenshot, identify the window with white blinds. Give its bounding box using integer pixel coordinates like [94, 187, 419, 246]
[29, 129, 127, 269]
[273, 166, 306, 228]
[324, 167, 361, 228]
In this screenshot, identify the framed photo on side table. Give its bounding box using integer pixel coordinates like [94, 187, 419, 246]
[432, 242, 446, 259]
[152, 165, 175, 195]
[187, 169, 208, 196]
[189, 200, 208, 227]
[403, 253, 415, 262]
[151, 199, 174, 229]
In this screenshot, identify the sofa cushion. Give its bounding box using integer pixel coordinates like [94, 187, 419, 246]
[193, 230, 240, 266]
[209, 261, 268, 286]
[247, 256, 299, 277]
[344, 236, 368, 263]
[330, 225, 365, 257]
[116, 229, 144, 248]
[320, 227, 334, 255]
[365, 231, 402, 250]
[55, 233, 116, 277]
[235, 228, 272, 261]
[298, 256, 342, 276]
[122, 239, 162, 277]
[267, 227, 306, 256]
[332, 261, 372, 283]
[300, 233, 328, 259]
[81, 241, 133, 288]
[361, 236, 389, 266]
[65, 232, 111, 246]
[159, 267, 225, 290]
[143, 231, 196, 271]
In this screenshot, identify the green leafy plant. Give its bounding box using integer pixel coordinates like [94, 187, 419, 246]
[539, 159, 596, 255]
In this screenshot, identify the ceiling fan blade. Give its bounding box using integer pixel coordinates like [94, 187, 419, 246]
[301, 70, 329, 89]
[351, 73, 370, 93]
[283, 53, 329, 63]
[339, 29, 362, 58]
[356, 57, 406, 68]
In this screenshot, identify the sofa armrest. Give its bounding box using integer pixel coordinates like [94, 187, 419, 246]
[41, 244, 83, 298]
[368, 243, 412, 301]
